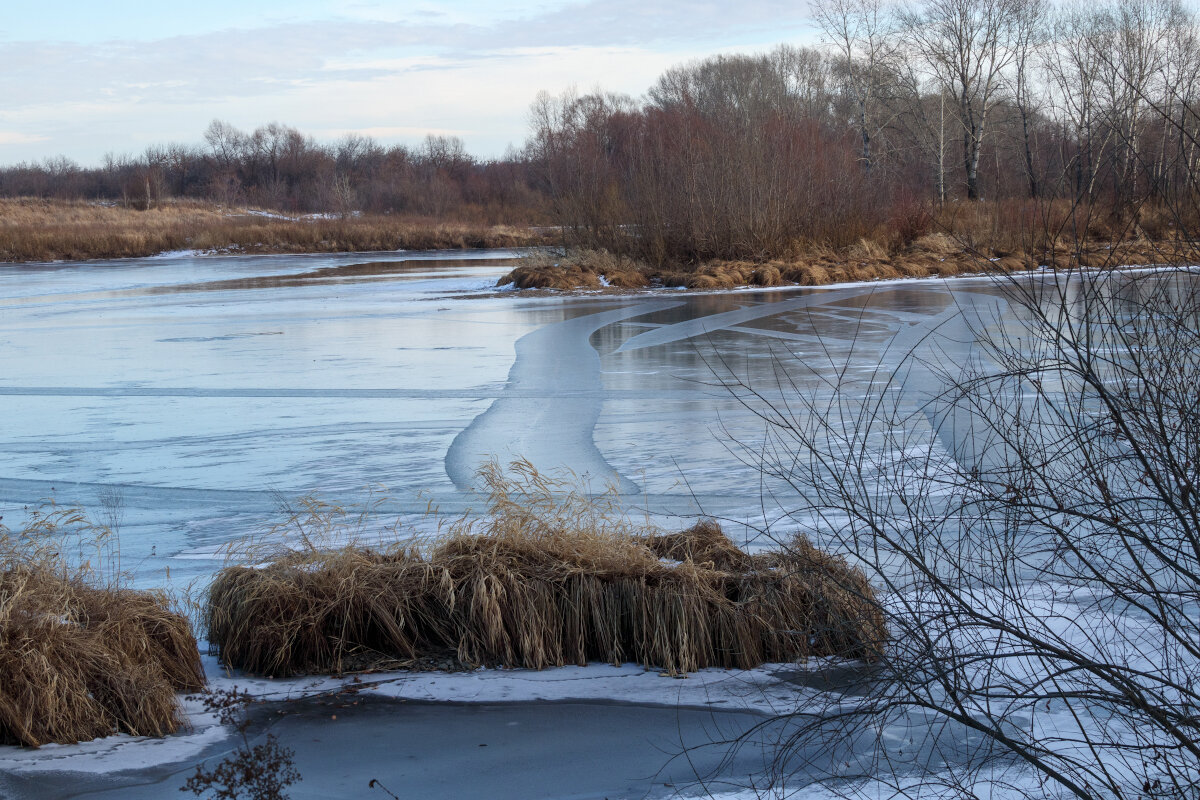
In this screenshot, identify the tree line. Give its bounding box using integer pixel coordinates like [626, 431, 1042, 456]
[532, 0, 1200, 262]
[4, 0, 1198, 263]
[0, 122, 543, 224]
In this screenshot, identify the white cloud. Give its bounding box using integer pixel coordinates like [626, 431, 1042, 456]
[0, 1, 818, 163]
[0, 131, 48, 146]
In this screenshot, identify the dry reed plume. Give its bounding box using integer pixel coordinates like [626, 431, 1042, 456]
[0, 505, 205, 747]
[0, 198, 544, 263]
[206, 463, 887, 678]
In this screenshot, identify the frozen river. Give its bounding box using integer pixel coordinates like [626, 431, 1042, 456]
[0, 249, 1003, 590]
[6, 250, 1181, 799]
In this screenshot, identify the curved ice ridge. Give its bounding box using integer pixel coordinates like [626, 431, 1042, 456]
[445, 301, 682, 495]
[446, 285, 992, 498]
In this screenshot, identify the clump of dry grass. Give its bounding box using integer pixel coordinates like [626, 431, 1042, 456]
[206, 463, 887, 678]
[498, 248, 651, 290]
[506, 264, 603, 290]
[0, 505, 205, 747]
[0, 198, 545, 263]
[498, 241, 1011, 292]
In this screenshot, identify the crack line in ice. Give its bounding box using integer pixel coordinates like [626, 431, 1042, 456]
[612, 287, 890, 353]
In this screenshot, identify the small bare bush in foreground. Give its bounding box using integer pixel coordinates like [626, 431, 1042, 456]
[181, 687, 300, 800]
[719, 264, 1200, 798]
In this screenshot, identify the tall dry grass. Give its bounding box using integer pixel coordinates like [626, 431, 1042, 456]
[206, 463, 886, 677]
[0, 504, 204, 746]
[499, 200, 1200, 291]
[0, 198, 545, 263]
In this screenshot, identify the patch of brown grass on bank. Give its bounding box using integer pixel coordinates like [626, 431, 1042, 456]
[0, 198, 545, 263]
[206, 463, 887, 678]
[0, 507, 204, 747]
[498, 248, 652, 290]
[508, 264, 603, 290]
[497, 212, 1200, 292]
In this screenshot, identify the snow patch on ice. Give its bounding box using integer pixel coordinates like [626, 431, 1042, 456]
[141, 249, 213, 260]
[0, 648, 831, 776]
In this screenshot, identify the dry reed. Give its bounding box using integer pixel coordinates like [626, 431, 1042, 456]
[206, 463, 887, 678]
[0, 198, 544, 263]
[0, 506, 205, 747]
[498, 221, 1200, 292]
[499, 248, 651, 290]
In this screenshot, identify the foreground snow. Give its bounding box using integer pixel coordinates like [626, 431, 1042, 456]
[0, 650, 821, 777]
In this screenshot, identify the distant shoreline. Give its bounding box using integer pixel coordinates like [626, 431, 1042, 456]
[0, 197, 546, 263]
[4, 198, 1196, 296]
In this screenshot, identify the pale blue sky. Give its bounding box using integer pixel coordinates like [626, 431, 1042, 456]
[0, 1, 818, 164]
[1, 2, 548, 43]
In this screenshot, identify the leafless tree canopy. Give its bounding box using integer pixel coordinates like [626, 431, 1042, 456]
[526, 0, 1200, 261]
[1, 120, 544, 224]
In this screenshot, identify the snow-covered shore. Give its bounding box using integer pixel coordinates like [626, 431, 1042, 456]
[0, 650, 856, 799]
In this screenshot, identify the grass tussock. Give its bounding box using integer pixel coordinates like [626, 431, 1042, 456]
[205, 463, 887, 678]
[0, 198, 545, 263]
[499, 248, 651, 290]
[0, 506, 204, 747]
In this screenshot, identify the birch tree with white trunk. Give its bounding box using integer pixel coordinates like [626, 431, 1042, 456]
[811, 0, 899, 174]
[900, 0, 1023, 200]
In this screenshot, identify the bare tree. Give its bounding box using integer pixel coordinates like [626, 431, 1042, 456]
[1158, 6, 1200, 195]
[774, 44, 837, 122]
[203, 119, 246, 172]
[1007, 0, 1049, 198]
[1043, 3, 1110, 201]
[900, 0, 1023, 200]
[1091, 0, 1184, 205]
[714, 251, 1200, 799]
[648, 52, 797, 126]
[812, 0, 899, 173]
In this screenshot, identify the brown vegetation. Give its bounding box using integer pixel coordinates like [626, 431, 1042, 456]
[526, 6, 1200, 269]
[8, 0, 1198, 279]
[0, 507, 205, 747]
[5, 1, 1200, 279]
[500, 248, 651, 290]
[205, 464, 886, 678]
[1, 123, 546, 224]
[499, 226, 1200, 291]
[0, 198, 544, 263]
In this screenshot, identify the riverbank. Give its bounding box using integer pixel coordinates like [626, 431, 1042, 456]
[0, 653, 842, 800]
[0, 198, 546, 262]
[9, 199, 1194, 294]
[496, 236, 1200, 291]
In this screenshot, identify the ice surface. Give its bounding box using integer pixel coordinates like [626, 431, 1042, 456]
[0, 250, 1011, 590]
[0, 250, 1097, 798]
